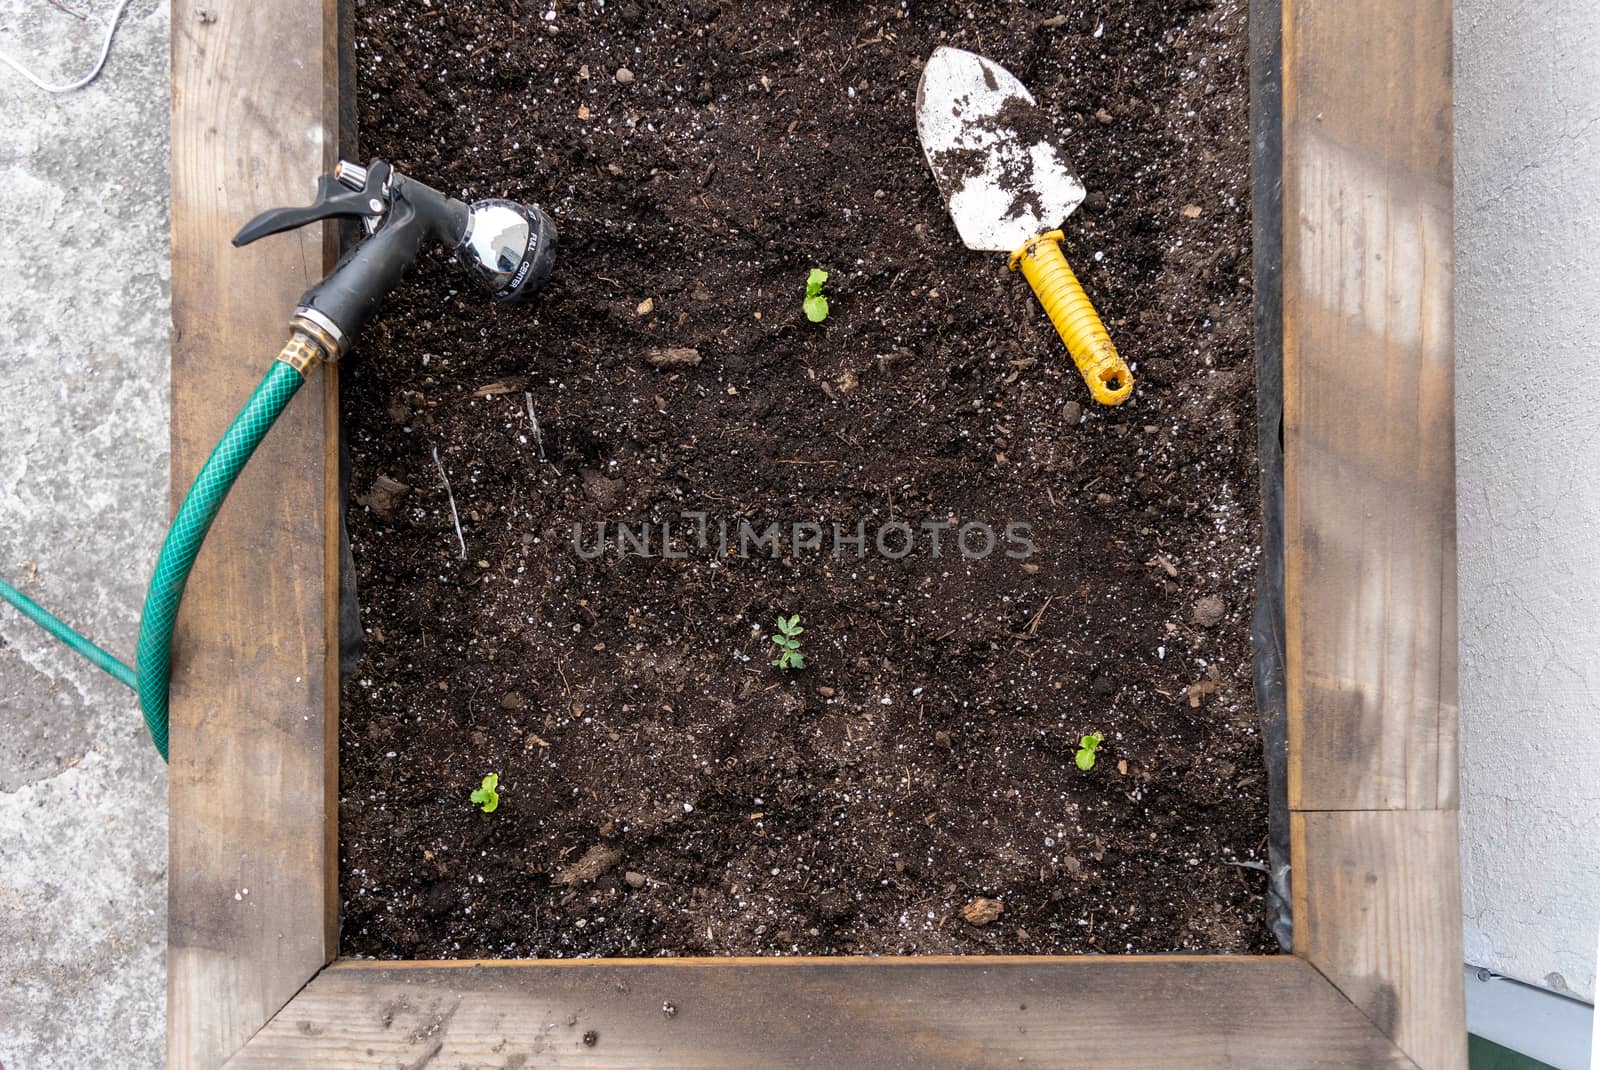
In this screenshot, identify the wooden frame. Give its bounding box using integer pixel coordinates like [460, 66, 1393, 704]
[168, 0, 1464, 1066]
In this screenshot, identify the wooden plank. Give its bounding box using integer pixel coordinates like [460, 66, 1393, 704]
[169, 0, 341, 1066]
[1281, 0, 1458, 810]
[1293, 811, 1466, 1070]
[223, 957, 1413, 1069]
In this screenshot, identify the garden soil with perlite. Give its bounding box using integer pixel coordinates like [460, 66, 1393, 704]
[341, 0, 1270, 959]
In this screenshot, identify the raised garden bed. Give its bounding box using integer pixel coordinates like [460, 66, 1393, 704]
[166, 0, 1466, 1066]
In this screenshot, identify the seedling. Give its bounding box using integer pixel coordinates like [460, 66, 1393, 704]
[1074, 733, 1104, 771]
[770, 613, 806, 670]
[470, 772, 500, 813]
[803, 268, 830, 322]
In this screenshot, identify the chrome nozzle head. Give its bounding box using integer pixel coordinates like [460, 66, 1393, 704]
[455, 199, 558, 303]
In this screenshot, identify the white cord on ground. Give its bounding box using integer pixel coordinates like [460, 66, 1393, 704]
[0, 0, 133, 93]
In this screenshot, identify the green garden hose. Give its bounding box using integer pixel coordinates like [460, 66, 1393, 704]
[0, 576, 138, 690]
[3, 159, 552, 763]
[0, 341, 317, 762]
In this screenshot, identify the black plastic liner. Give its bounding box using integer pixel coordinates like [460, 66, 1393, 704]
[1249, 0, 1292, 951]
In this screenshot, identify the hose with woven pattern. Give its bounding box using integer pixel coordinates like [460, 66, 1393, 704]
[0, 344, 313, 761]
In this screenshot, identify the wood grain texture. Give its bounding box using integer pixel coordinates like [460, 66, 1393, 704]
[1281, 0, 1458, 811]
[169, 0, 340, 1066]
[1293, 811, 1466, 1070]
[223, 957, 1414, 1069]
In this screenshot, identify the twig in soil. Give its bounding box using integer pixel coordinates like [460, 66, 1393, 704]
[1146, 554, 1180, 579]
[431, 445, 467, 561]
[1018, 595, 1055, 638]
[524, 392, 548, 462]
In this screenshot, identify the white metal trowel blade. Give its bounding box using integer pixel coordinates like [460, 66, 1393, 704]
[916, 46, 1085, 253]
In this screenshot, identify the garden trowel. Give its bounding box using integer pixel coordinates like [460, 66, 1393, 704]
[916, 46, 1131, 405]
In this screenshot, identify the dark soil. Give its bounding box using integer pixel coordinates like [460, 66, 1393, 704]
[340, 0, 1268, 959]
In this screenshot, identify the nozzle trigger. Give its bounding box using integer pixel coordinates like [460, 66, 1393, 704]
[233, 163, 392, 247]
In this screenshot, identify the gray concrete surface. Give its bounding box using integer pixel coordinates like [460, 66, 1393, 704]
[0, 0, 170, 1066]
[1457, 0, 1600, 1007]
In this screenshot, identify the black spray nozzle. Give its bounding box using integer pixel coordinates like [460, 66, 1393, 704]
[233, 159, 557, 354]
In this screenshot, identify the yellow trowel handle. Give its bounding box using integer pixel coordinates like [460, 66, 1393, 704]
[1009, 230, 1132, 406]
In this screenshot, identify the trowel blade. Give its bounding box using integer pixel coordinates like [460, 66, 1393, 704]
[916, 46, 1085, 253]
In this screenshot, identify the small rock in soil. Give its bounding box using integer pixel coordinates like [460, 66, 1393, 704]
[1062, 400, 1083, 426]
[625, 871, 647, 888]
[1192, 595, 1227, 627]
[876, 346, 914, 374]
[635, 297, 654, 315]
[555, 845, 623, 886]
[646, 346, 702, 367]
[421, 881, 457, 917]
[580, 469, 624, 507]
[500, 691, 526, 710]
[361, 474, 411, 517]
[960, 897, 1004, 926]
[816, 890, 852, 920]
[614, 67, 634, 84]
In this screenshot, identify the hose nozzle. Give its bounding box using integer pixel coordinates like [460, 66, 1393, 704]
[456, 199, 558, 303]
[234, 159, 558, 353]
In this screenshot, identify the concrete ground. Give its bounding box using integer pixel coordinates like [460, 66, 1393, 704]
[0, 0, 170, 1066]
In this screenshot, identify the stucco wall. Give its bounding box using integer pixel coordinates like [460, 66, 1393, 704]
[1456, 0, 1600, 1004]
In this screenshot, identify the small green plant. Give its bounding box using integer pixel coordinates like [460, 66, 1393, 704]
[1074, 733, 1104, 771]
[470, 773, 500, 813]
[769, 613, 806, 670]
[803, 268, 830, 323]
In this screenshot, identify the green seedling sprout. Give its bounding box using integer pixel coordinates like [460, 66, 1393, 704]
[803, 268, 830, 323]
[470, 772, 500, 813]
[770, 613, 806, 670]
[1074, 733, 1104, 772]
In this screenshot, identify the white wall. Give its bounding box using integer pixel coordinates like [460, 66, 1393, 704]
[1456, 0, 1600, 1004]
